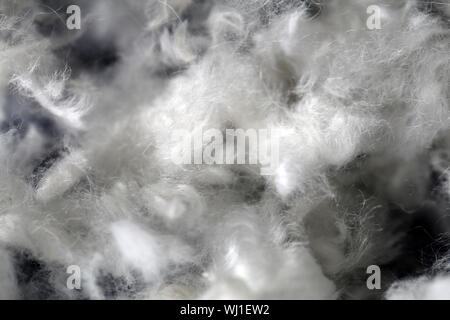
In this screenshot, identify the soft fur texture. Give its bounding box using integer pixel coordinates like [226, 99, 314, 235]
[0, 0, 449, 299]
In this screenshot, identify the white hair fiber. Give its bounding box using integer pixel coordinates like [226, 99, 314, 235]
[0, 0, 449, 299]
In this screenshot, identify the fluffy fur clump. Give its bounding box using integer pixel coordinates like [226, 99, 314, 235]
[0, 0, 449, 299]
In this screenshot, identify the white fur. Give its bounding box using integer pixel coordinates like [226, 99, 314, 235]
[0, 0, 449, 299]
